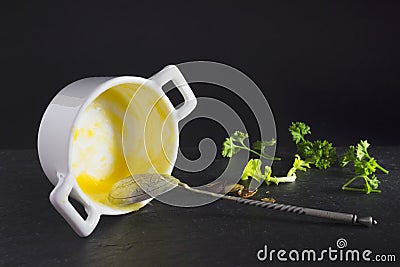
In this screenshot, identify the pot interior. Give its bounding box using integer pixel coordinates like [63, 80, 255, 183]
[71, 82, 178, 210]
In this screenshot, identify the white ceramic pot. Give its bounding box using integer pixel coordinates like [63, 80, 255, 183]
[37, 65, 196, 237]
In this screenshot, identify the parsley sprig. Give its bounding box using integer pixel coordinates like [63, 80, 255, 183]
[340, 140, 389, 194]
[222, 131, 280, 160]
[222, 123, 389, 197]
[241, 154, 309, 185]
[289, 122, 336, 169]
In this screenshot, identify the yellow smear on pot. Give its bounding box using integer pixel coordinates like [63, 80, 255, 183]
[72, 83, 177, 211]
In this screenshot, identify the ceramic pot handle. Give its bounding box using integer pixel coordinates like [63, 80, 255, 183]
[49, 172, 101, 237]
[151, 65, 197, 120]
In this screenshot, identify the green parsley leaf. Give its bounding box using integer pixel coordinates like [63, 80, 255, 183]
[287, 154, 310, 177]
[339, 145, 355, 167]
[289, 122, 311, 144]
[241, 159, 263, 182]
[241, 158, 298, 187]
[222, 131, 279, 160]
[230, 131, 249, 143]
[289, 122, 336, 169]
[221, 131, 248, 158]
[341, 140, 388, 194]
[252, 138, 276, 151]
[222, 138, 240, 157]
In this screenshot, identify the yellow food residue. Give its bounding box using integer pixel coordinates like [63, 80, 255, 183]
[71, 82, 177, 211]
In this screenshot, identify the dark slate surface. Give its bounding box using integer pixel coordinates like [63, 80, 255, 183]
[1, 148, 399, 266]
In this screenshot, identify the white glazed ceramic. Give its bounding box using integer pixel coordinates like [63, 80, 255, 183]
[37, 65, 196, 237]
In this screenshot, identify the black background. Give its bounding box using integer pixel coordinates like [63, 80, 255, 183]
[1, 0, 400, 149]
[2, 2, 400, 266]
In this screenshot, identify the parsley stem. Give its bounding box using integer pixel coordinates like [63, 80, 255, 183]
[364, 154, 389, 174]
[271, 175, 297, 184]
[236, 145, 281, 161]
[342, 187, 381, 193]
[342, 175, 381, 194]
[375, 164, 389, 174]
